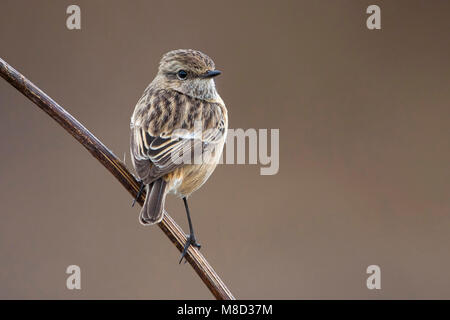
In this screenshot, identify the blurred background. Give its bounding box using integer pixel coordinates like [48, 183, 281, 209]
[0, 0, 449, 299]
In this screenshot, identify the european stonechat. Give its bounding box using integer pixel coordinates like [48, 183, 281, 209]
[130, 49, 227, 262]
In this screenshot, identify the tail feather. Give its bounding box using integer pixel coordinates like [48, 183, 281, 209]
[139, 178, 167, 225]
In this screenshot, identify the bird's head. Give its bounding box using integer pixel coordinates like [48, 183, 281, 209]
[155, 49, 222, 102]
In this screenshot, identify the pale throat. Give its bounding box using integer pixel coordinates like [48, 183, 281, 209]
[181, 78, 222, 103]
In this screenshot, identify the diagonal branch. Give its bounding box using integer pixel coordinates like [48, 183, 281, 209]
[0, 57, 235, 300]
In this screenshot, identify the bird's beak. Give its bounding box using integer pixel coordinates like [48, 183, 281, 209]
[201, 70, 222, 78]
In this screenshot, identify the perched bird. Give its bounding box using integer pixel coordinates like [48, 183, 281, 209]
[130, 49, 227, 262]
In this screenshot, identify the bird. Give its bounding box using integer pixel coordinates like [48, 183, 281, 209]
[130, 49, 227, 263]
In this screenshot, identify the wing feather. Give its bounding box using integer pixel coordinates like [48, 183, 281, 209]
[130, 88, 226, 183]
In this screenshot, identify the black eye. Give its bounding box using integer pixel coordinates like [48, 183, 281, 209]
[177, 70, 188, 80]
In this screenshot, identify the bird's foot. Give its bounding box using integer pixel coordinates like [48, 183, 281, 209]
[179, 234, 201, 264]
[131, 181, 145, 207]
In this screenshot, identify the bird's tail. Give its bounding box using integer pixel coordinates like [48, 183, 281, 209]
[139, 178, 167, 225]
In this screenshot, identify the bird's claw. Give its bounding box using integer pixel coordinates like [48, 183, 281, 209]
[179, 235, 201, 264]
[131, 181, 145, 207]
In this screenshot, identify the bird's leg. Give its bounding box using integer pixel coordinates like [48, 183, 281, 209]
[179, 197, 201, 264]
[131, 180, 145, 207]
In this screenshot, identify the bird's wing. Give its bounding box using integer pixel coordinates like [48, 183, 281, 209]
[130, 88, 226, 183]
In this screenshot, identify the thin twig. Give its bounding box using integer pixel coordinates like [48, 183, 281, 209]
[0, 57, 235, 300]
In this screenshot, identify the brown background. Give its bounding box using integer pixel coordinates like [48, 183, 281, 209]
[0, 0, 449, 299]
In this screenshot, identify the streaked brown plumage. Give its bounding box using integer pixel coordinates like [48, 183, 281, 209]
[130, 49, 227, 261]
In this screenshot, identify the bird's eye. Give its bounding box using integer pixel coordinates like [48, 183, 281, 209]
[177, 70, 188, 80]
